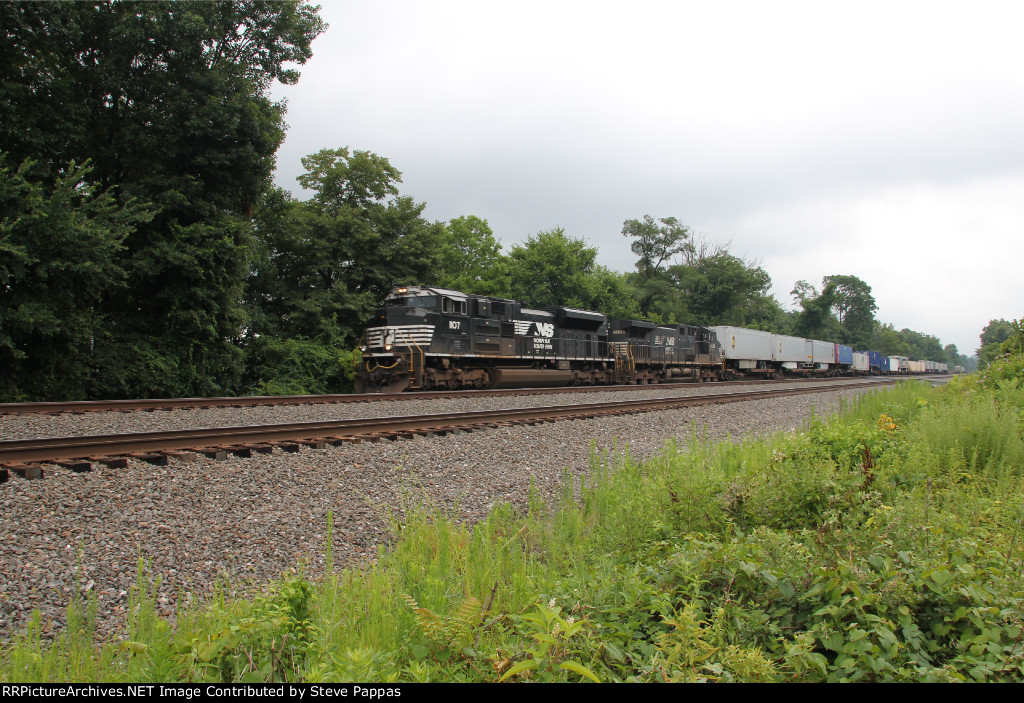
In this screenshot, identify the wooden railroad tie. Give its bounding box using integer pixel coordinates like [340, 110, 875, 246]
[129, 452, 169, 466]
[55, 459, 92, 473]
[161, 451, 198, 463]
[6, 464, 44, 480]
[88, 456, 130, 468]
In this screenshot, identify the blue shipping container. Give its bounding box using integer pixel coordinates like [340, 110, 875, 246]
[835, 344, 854, 365]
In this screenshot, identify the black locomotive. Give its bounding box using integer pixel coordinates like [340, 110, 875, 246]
[355, 286, 724, 392]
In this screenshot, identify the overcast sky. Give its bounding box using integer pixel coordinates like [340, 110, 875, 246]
[270, 0, 1024, 356]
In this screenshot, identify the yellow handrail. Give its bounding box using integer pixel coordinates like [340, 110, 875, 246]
[396, 329, 425, 389]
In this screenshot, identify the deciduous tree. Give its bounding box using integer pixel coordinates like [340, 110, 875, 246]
[243, 149, 442, 393]
[978, 318, 1017, 367]
[434, 215, 509, 297]
[0, 158, 150, 400]
[0, 1, 326, 398]
[621, 215, 691, 279]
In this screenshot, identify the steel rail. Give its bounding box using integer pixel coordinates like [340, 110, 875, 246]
[1, 379, 896, 466]
[0, 375, 906, 415]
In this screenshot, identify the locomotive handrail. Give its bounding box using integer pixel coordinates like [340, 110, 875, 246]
[398, 329, 425, 389]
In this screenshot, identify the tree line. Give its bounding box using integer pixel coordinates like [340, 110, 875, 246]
[0, 1, 979, 401]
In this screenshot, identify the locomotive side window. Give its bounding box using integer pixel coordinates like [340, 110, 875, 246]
[443, 297, 467, 315]
[387, 295, 437, 308]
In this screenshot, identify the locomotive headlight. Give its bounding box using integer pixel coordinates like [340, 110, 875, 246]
[360, 346, 367, 352]
[385, 344, 392, 351]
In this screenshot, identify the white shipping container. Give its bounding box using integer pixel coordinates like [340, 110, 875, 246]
[710, 326, 774, 362]
[852, 352, 869, 371]
[772, 334, 806, 363]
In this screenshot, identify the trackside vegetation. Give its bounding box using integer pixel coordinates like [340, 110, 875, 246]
[3, 362, 1024, 682]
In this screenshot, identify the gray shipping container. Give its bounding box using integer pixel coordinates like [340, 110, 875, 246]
[711, 326, 773, 368]
[772, 334, 806, 364]
[807, 339, 834, 368]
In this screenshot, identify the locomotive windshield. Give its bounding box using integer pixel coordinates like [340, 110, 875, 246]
[386, 295, 437, 309]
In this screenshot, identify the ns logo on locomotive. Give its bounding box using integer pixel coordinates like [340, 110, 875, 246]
[355, 286, 947, 393]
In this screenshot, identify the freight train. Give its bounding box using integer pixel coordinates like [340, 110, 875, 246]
[355, 286, 947, 393]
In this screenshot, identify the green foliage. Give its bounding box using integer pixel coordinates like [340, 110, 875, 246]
[871, 322, 910, 356]
[245, 338, 357, 395]
[433, 215, 509, 297]
[243, 149, 443, 392]
[668, 251, 777, 326]
[621, 214, 690, 280]
[498, 602, 601, 683]
[823, 274, 878, 348]
[404, 594, 484, 659]
[505, 228, 638, 317]
[790, 274, 888, 350]
[944, 342, 971, 370]
[997, 320, 1024, 357]
[898, 327, 947, 363]
[0, 156, 150, 400]
[0, 1, 326, 400]
[618, 229, 786, 327]
[176, 578, 320, 683]
[636, 603, 777, 682]
[977, 318, 1018, 367]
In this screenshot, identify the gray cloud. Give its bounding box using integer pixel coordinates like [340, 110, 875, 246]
[271, 0, 1024, 355]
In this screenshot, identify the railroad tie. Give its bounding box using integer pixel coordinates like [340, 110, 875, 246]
[55, 460, 92, 473]
[89, 456, 131, 468]
[160, 451, 197, 463]
[129, 452, 170, 466]
[194, 448, 229, 460]
[6, 464, 44, 479]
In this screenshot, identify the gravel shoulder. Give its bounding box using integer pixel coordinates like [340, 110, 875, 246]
[0, 386, 870, 641]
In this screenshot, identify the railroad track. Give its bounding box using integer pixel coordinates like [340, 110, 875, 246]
[0, 378, 896, 480]
[0, 375, 916, 415]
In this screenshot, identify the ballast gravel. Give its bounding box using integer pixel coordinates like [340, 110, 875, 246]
[0, 385, 873, 641]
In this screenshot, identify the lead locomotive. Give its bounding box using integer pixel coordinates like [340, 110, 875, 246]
[355, 286, 724, 392]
